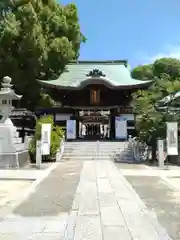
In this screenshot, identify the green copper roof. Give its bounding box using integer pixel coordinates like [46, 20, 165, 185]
[38, 60, 152, 89]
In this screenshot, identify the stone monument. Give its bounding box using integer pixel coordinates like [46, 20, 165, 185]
[0, 76, 29, 168]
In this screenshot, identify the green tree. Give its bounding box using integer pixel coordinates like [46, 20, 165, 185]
[132, 76, 180, 162]
[131, 64, 153, 80]
[153, 58, 180, 79]
[131, 58, 180, 82]
[0, 0, 85, 109]
[131, 58, 180, 161]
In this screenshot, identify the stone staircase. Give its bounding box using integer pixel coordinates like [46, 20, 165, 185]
[61, 141, 134, 162]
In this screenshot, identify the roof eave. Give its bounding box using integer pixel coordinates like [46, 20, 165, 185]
[38, 79, 152, 90]
[68, 59, 128, 65]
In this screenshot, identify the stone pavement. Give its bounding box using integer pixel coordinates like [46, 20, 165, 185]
[0, 160, 172, 239]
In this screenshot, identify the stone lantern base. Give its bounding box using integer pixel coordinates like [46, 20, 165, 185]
[0, 151, 29, 168]
[0, 76, 28, 168]
[0, 119, 29, 168]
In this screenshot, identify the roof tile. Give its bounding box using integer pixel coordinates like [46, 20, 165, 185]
[38, 61, 152, 88]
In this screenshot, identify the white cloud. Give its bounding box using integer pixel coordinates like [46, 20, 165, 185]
[140, 44, 180, 65]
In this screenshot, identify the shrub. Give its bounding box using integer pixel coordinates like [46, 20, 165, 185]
[29, 115, 64, 161]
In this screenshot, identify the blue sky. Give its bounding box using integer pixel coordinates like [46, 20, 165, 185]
[60, 0, 180, 68]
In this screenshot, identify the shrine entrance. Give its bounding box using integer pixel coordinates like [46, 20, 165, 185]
[78, 110, 110, 140]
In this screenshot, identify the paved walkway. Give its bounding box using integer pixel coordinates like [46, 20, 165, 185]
[0, 160, 171, 239]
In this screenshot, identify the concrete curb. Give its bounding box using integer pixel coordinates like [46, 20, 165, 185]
[0, 162, 62, 219]
[145, 163, 180, 192]
[160, 174, 180, 192]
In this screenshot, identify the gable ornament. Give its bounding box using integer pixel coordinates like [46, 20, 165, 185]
[86, 69, 106, 77]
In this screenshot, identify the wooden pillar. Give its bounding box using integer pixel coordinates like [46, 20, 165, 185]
[53, 110, 56, 123]
[110, 109, 116, 139]
[111, 108, 119, 140]
[76, 111, 79, 139]
[70, 111, 79, 139]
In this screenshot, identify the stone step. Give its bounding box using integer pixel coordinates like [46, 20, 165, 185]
[62, 157, 133, 161]
[63, 151, 132, 157]
[65, 146, 129, 148]
[62, 154, 133, 159]
[64, 145, 131, 148]
[62, 153, 133, 157]
[65, 144, 129, 147]
[62, 141, 133, 163]
[65, 145, 129, 149]
[63, 156, 113, 159]
[65, 143, 128, 145]
[63, 151, 131, 154]
[63, 154, 132, 157]
[63, 147, 131, 150]
[64, 144, 129, 146]
[65, 146, 130, 150]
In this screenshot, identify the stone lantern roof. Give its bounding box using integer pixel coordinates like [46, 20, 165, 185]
[0, 76, 22, 123]
[0, 76, 22, 100]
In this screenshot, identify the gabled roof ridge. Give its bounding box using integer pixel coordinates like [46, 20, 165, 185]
[68, 60, 128, 65]
[37, 59, 152, 89]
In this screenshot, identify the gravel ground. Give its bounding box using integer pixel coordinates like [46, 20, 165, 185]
[0, 180, 31, 207]
[115, 162, 148, 170]
[13, 161, 83, 217]
[125, 175, 180, 240]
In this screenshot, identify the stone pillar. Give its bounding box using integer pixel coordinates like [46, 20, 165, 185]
[157, 139, 164, 168]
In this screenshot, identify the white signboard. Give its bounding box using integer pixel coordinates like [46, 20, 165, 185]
[167, 122, 178, 155]
[66, 120, 76, 139]
[41, 123, 51, 155]
[115, 116, 127, 140]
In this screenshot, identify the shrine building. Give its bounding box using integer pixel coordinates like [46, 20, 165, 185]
[36, 60, 152, 140]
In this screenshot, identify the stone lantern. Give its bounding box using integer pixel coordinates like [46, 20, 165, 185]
[0, 76, 22, 123]
[0, 76, 29, 168]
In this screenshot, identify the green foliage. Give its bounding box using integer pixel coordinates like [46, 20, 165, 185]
[39, 92, 56, 108]
[135, 114, 166, 143]
[132, 73, 180, 145]
[131, 64, 153, 80]
[0, 0, 85, 109]
[28, 137, 36, 157]
[131, 57, 180, 150]
[131, 58, 180, 82]
[29, 115, 64, 159]
[153, 58, 180, 79]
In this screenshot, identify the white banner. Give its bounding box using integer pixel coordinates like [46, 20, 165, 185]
[167, 122, 178, 155]
[115, 116, 127, 139]
[66, 120, 76, 139]
[41, 123, 51, 155]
